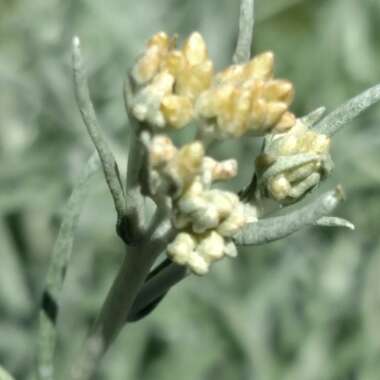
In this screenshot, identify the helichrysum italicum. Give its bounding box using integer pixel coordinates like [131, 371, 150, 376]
[126, 31, 332, 274]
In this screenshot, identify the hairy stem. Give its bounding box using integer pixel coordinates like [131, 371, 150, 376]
[70, 238, 165, 380]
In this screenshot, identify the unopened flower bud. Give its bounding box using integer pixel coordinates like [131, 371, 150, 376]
[192, 205, 220, 233]
[257, 120, 332, 203]
[197, 231, 225, 261]
[224, 240, 238, 258]
[217, 204, 246, 237]
[167, 232, 196, 265]
[188, 251, 209, 275]
[161, 95, 193, 129]
[149, 135, 177, 166]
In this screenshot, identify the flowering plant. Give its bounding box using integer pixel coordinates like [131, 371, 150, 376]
[31, 1, 380, 380]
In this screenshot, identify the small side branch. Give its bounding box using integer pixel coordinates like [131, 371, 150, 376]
[72, 36, 126, 220]
[234, 186, 345, 245]
[233, 0, 255, 64]
[314, 83, 380, 136]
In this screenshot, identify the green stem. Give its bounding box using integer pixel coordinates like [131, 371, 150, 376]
[70, 237, 166, 380]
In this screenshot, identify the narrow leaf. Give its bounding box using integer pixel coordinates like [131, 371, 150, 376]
[314, 84, 380, 136]
[234, 186, 344, 245]
[315, 216, 355, 230]
[37, 154, 99, 380]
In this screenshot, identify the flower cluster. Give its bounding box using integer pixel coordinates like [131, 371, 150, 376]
[196, 52, 296, 138]
[127, 31, 333, 274]
[256, 119, 332, 203]
[130, 32, 213, 129]
[146, 134, 257, 275]
[129, 31, 295, 138]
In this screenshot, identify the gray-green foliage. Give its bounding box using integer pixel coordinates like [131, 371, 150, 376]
[1, 0, 380, 379]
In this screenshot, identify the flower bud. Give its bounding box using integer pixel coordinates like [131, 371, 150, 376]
[149, 135, 177, 166]
[187, 251, 209, 275]
[197, 231, 225, 261]
[217, 204, 246, 237]
[167, 232, 196, 265]
[257, 120, 332, 203]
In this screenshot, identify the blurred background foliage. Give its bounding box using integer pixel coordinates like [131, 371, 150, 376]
[1, 0, 380, 379]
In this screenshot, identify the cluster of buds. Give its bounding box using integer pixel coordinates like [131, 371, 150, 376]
[255, 119, 333, 204]
[195, 52, 296, 138]
[127, 31, 333, 274]
[147, 134, 257, 275]
[129, 32, 213, 129]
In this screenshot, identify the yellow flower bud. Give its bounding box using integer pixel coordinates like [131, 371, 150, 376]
[217, 204, 246, 237]
[245, 51, 274, 80]
[182, 32, 208, 66]
[197, 231, 225, 261]
[132, 32, 170, 84]
[167, 232, 196, 265]
[188, 251, 209, 275]
[257, 120, 332, 203]
[149, 135, 177, 166]
[160, 95, 193, 129]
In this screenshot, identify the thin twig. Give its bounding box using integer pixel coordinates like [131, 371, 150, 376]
[37, 154, 99, 380]
[233, 0, 255, 64]
[234, 186, 345, 245]
[314, 83, 380, 136]
[72, 36, 126, 220]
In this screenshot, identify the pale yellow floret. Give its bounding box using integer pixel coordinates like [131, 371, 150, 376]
[160, 95, 193, 128]
[258, 120, 331, 202]
[132, 32, 171, 84]
[268, 174, 292, 201]
[217, 206, 246, 237]
[187, 251, 209, 275]
[149, 135, 177, 166]
[167, 232, 196, 265]
[197, 231, 225, 261]
[182, 32, 208, 66]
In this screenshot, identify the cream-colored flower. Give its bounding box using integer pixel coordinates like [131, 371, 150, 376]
[130, 32, 213, 129]
[257, 119, 332, 203]
[167, 232, 196, 265]
[196, 52, 295, 138]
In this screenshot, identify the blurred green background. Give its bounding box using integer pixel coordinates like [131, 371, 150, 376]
[1, 0, 380, 379]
